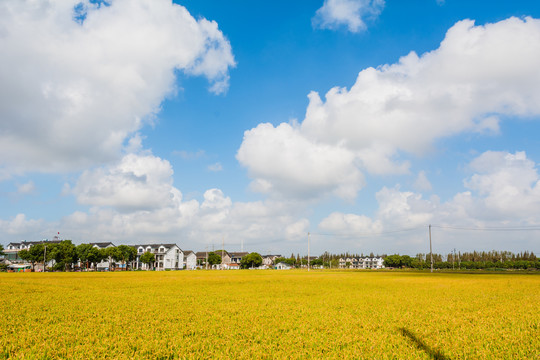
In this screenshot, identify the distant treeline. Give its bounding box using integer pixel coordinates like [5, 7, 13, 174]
[383, 251, 539, 270]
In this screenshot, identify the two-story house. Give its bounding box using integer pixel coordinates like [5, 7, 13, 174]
[132, 244, 184, 270]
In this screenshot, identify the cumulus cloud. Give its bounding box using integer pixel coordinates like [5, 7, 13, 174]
[238, 17, 540, 201]
[0, 214, 45, 237]
[0, 0, 235, 176]
[463, 151, 540, 220]
[313, 0, 385, 33]
[72, 153, 181, 212]
[319, 212, 382, 234]
[317, 151, 540, 253]
[237, 122, 364, 200]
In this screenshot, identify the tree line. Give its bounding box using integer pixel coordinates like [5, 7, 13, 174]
[4, 240, 157, 272]
[383, 251, 539, 270]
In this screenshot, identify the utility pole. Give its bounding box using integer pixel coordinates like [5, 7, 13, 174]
[307, 232, 310, 272]
[452, 248, 456, 270]
[222, 236, 224, 270]
[429, 224, 433, 273]
[205, 245, 208, 270]
[43, 244, 47, 272]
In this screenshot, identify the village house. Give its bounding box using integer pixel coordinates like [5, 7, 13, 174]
[4, 239, 61, 269]
[222, 262, 240, 270]
[229, 252, 248, 264]
[274, 262, 292, 270]
[183, 250, 197, 270]
[132, 244, 184, 271]
[89, 242, 115, 271]
[338, 257, 384, 269]
[217, 250, 232, 265]
[262, 254, 281, 267]
[195, 251, 208, 268]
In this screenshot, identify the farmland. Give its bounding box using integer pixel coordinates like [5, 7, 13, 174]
[1, 270, 538, 359]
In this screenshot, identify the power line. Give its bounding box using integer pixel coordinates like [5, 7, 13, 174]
[310, 226, 425, 238]
[431, 224, 540, 232]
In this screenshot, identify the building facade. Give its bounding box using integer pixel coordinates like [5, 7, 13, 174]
[132, 244, 184, 270]
[338, 257, 385, 269]
[183, 251, 197, 270]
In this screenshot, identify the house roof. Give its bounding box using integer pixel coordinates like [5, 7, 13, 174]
[132, 244, 182, 252]
[7, 240, 62, 248]
[89, 242, 115, 248]
[229, 252, 248, 257]
[184, 250, 195, 256]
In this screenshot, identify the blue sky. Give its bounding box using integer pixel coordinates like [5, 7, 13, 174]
[2, 0, 540, 256]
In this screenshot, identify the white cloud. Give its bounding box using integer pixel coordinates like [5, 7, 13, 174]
[319, 212, 382, 234]
[238, 17, 540, 201]
[0, 214, 45, 237]
[375, 186, 436, 228]
[72, 153, 180, 212]
[208, 162, 223, 172]
[285, 219, 310, 241]
[313, 0, 385, 33]
[413, 171, 432, 192]
[16, 181, 36, 195]
[0, 0, 235, 176]
[463, 151, 540, 220]
[237, 122, 364, 201]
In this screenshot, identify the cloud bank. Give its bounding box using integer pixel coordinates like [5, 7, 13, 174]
[4, 150, 540, 254]
[318, 151, 540, 253]
[12, 152, 310, 251]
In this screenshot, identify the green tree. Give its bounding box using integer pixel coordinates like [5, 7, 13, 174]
[310, 258, 323, 267]
[383, 254, 402, 268]
[117, 245, 137, 270]
[140, 251, 155, 270]
[240, 252, 262, 269]
[401, 255, 413, 268]
[49, 240, 77, 271]
[0, 244, 4, 257]
[207, 252, 222, 266]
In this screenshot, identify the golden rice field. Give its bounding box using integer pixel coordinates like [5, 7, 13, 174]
[1, 270, 539, 359]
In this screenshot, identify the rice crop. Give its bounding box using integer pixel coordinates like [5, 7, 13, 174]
[0, 270, 538, 359]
